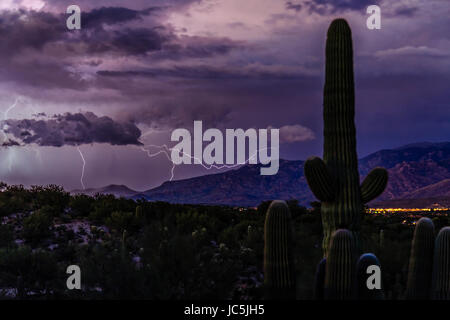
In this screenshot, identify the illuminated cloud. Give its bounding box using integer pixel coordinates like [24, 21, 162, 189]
[277, 124, 316, 143]
[374, 46, 449, 58]
[2, 112, 142, 147]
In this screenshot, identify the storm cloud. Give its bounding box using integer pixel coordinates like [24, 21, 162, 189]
[0, 0, 447, 191]
[0, 7, 170, 57]
[82, 6, 160, 29]
[2, 112, 142, 147]
[0, 5, 244, 92]
[285, 0, 379, 14]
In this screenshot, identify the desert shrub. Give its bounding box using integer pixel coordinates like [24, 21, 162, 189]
[22, 210, 53, 244]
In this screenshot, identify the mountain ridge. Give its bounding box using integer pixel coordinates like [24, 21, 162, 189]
[71, 142, 450, 207]
[71, 184, 139, 198]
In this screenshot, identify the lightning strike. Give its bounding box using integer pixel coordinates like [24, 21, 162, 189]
[2, 97, 22, 172]
[77, 146, 86, 190]
[2, 97, 21, 143]
[140, 144, 272, 181]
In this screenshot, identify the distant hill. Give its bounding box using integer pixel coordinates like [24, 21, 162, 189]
[403, 179, 450, 199]
[359, 142, 450, 202]
[143, 159, 309, 207]
[73, 142, 450, 207]
[71, 184, 139, 198]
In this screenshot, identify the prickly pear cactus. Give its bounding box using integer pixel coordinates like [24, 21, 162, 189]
[263, 200, 296, 299]
[304, 19, 388, 255]
[406, 217, 435, 300]
[324, 229, 356, 299]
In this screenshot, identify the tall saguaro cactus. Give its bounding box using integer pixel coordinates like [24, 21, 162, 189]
[406, 217, 435, 299]
[304, 19, 388, 255]
[264, 200, 296, 299]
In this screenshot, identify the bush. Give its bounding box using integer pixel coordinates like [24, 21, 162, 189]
[22, 210, 53, 244]
[0, 246, 60, 298]
[105, 211, 137, 234]
[0, 224, 15, 249]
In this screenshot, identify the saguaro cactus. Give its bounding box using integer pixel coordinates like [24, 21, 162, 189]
[135, 205, 143, 217]
[264, 200, 296, 299]
[356, 253, 384, 300]
[314, 258, 326, 300]
[304, 19, 388, 255]
[431, 227, 450, 300]
[324, 229, 356, 299]
[379, 229, 384, 251]
[406, 217, 435, 299]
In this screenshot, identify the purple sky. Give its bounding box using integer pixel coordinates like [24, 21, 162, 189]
[0, 0, 449, 191]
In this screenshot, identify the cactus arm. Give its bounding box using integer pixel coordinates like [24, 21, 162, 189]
[304, 156, 336, 202]
[360, 167, 388, 204]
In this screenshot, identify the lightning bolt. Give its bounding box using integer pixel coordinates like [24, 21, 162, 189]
[140, 144, 177, 181]
[77, 146, 86, 190]
[1, 97, 23, 172]
[3, 98, 20, 118]
[2, 97, 21, 143]
[140, 144, 273, 181]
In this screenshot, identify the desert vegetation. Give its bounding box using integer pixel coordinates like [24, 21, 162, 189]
[0, 182, 447, 299]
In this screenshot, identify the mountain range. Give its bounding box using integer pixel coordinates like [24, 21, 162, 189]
[71, 142, 450, 207]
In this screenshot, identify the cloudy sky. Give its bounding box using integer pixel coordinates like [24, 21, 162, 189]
[0, 0, 448, 191]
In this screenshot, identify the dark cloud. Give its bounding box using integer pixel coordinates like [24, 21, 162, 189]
[82, 7, 160, 29]
[0, 9, 65, 56]
[151, 36, 243, 60]
[97, 70, 156, 78]
[393, 6, 419, 17]
[75, 7, 170, 55]
[127, 102, 233, 130]
[291, 0, 379, 15]
[0, 7, 169, 58]
[2, 139, 20, 147]
[85, 27, 168, 55]
[43, 0, 198, 12]
[0, 6, 242, 91]
[309, 0, 419, 20]
[2, 112, 142, 147]
[285, 2, 302, 12]
[1, 60, 88, 90]
[97, 63, 312, 80]
[0, 5, 242, 59]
